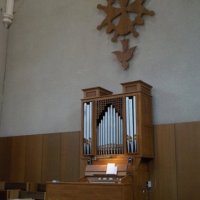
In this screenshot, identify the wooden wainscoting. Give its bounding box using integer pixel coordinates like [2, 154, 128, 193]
[175, 122, 200, 200]
[149, 124, 177, 200]
[150, 121, 200, 200]
[9, 136, 26, 181]
[60, 132, 80, 182]
[25, 134, 43, 182]
[0, 122, 200, 200]
[0, 137, 11, 180]
[0, 131, 80, 183]
[41, 133, 61, 182]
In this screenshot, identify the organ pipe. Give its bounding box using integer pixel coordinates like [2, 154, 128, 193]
[83, 96, 137, 156]
[125, 96, 137, 154]
[83, 102, 93, 155]
[96, 104, 124, 155]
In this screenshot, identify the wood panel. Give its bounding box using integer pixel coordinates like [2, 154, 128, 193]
[0, 122, 200, 200]
[9, 136, 26, 182]
[150, 124, 177, 200]
[133, 161, 150, 200]
[175, 121, 200, 200]
[41, 133, 61, 182]
[0, 137, 11, 180]
[46, 182, 132, 200]
[60, 132, 80, 182]
[25, 134, 43, 182]
[0, 132, 81, 183]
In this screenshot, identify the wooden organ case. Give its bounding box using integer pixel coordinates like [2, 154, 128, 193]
[80, 80, 154, 200]
[46, 80, 154, 200]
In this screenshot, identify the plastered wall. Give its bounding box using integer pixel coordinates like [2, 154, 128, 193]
[0, 0, 8, 131]
[0, 0, 200, 136]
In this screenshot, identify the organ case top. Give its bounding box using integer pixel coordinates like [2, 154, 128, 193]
[81, 80, 154, 159]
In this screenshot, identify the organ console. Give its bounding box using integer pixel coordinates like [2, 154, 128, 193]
[45, 80, 154, 200]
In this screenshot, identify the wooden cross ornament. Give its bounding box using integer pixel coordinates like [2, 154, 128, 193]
[97, 0, 155, 70]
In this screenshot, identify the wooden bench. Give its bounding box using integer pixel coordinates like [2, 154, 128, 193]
[0, 182, 45, 200]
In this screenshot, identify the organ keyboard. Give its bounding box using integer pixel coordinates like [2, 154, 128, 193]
[81, 161, 132, 184]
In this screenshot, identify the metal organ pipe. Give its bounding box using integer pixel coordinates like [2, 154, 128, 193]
[108, 105, 112, 154]
[87, 103, 89, 153]
[115, 112, 119, 154]
[133, 96, 137, 152]
[83, 103, 87, 154]
[111, 106, 115, 154]
[112, 108, 116, 154]
[89, 102, 92, 153]
[125, 96, 137, 154]
[129, 98, 133, 153]
[120, 117, 123, 153]
[83, 102, 93, 155]
[97, 104, 124, 155]
[86, 103, 90, 154]
[102, 115, 105, 154]
[105, 110, 108, 154]
[126, 97, 130, 153]
[100, 119, 103, 154]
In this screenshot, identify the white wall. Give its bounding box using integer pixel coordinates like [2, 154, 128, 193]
[0, 0, 200, 136]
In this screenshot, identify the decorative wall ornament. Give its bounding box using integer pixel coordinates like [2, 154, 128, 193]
[112, 39, 136, 70]
[97, 0, 155, 70]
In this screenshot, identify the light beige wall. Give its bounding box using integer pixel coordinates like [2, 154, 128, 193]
[1, 0, 200, 136]
[0, 0, 8, 131]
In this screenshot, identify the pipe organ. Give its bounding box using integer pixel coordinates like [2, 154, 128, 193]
[80, 80, 154, 200]
[45, 80, 154, 200]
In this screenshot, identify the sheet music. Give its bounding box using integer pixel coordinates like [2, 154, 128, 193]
[106, 163, 117, 175]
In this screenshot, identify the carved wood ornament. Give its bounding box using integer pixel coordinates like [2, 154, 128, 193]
[97, 0, 155, 70]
